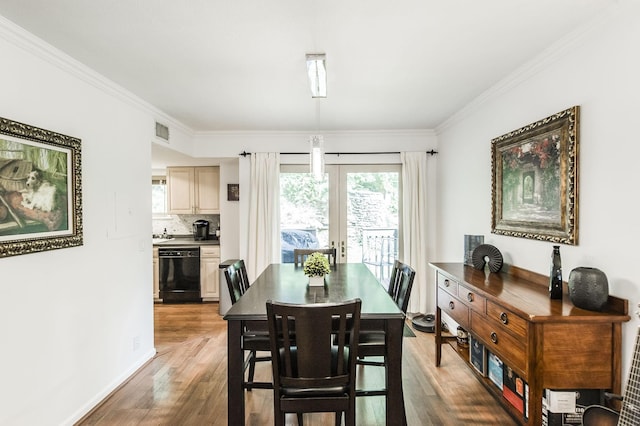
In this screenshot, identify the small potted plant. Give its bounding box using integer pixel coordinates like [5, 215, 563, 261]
[303, 252, 331, 286]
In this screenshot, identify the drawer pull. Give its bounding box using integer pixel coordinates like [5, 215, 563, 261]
[444, 279, 450, 287]
[449, 301, 455, 310]
[490, 332, 498, 344]
[500, 312, 509, 325]
[467, 292, 474, 302]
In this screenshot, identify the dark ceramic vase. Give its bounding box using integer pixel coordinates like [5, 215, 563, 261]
[568, 267, 609, 311]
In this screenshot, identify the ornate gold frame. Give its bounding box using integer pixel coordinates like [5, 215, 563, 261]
[0, 117, 82, 257]
[491, 106, 579, 245]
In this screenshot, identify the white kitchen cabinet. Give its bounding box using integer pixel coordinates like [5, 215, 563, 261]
[200, 245, 220, 301]
[167, 166, 219, 214]
[152, 247, 160, 301]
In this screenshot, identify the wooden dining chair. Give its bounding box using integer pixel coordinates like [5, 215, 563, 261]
[356, 260, 416, 397]
[293, 248, 337, 267]
[223, 259, 272, 391]
[266, 299, 361, 426]
[224, 259, 250, 305]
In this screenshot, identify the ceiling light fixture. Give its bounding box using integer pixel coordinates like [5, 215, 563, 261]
[306, 53, 326, 98]
[309, 135, 325, 179]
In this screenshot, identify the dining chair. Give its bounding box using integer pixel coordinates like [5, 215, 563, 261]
[293, 248, 338, 267]
[356, 260, 416, 397]
[223, 259, 272, 391]
[266, 298, 361, 426]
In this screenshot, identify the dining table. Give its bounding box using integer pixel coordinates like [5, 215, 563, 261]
[223, 262, 408, 425]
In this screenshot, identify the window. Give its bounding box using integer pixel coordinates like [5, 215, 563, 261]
[280, 164, 400, 284]
[152, 176, 167, 215]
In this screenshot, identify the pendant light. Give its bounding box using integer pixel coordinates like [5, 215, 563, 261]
[309, 135, 325, 179]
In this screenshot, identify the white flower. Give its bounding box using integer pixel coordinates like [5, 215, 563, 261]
[303, 252, 331, 276]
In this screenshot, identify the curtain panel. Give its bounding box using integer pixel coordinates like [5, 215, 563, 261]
[247, 152, 280, 281]
[401, 151, 429, 314]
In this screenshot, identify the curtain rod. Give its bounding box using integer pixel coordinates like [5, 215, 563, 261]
[239, 149, 437, 157]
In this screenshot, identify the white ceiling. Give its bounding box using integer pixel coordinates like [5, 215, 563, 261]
[0, 1, 614, 132]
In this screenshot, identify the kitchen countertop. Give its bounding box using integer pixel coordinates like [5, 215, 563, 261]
[153, 236, 220, 246]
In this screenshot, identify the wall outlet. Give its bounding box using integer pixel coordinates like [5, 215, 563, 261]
[133, 335, 141, 351]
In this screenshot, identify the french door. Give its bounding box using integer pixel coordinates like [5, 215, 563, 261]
[280, 164, 401, 283]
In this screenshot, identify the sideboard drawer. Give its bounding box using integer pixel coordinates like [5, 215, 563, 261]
[471, 310, 527, 375]
[437, 272, 458, 297]
[438, 288, 469, 329]
[458, 283, 486, 314]
[486, 300, 528, 341]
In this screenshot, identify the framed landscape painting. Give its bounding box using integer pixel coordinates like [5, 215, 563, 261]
[0, 117, 83, 257]
[491, 106, 579, 245]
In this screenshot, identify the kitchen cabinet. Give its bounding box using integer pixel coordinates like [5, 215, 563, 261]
[167, 166, 219, 214]
[152, 247, 160, 301]
[200, 245, 220, 301]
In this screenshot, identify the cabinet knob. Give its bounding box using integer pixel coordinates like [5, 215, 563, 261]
[500, 312, 509, 325]
[444, 279, 450, 287]
[490, 331, 498, 344]
[467, 292, 474, 302]
[449, 301, 455, 310]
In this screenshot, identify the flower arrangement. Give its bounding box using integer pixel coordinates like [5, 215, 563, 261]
[303, 252, 331, 277]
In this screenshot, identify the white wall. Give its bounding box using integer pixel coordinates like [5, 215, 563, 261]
[0, 19, 157, 425]
[436, 1, 640, 384]
[219, 158, 240, 260]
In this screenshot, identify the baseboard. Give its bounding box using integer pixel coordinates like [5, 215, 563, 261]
[65, 347, 156, 425]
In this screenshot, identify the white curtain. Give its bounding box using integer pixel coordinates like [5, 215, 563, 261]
[247, 152, 280, 281]
[401, 151, 429, 314]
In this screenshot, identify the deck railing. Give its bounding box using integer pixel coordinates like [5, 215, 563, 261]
[361, 228, 398, 285]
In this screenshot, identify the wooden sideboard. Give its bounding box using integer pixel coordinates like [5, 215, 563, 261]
[431, 262, 630, 425]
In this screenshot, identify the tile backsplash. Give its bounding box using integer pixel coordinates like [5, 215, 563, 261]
[152, 214, 220, 237]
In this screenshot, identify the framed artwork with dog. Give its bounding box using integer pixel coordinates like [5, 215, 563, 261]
[0, 116, 82, 257]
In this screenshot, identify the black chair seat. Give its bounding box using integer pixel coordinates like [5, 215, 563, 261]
[281, 386, 349, 398]
[242, 333, 271, 351]
[357, 331, 385, 347]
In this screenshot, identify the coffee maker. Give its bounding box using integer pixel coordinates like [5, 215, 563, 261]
[192, 219, 210, 241]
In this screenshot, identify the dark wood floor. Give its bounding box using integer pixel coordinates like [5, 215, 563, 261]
[77, 303, 517, 425]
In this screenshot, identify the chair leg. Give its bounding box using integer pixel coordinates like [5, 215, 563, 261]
[345, 408, 355, 426]
[297, 413, 304, 425]
[247, 350, 257, 391]
[334, 411, 342, 425]
[274, 402, 285, 426]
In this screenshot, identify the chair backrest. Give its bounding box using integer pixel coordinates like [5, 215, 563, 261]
[387, 260, 416, 313]
[224, 259, 251, 304]
[266, 299, 361, 393]
[293, 248, 337, 267]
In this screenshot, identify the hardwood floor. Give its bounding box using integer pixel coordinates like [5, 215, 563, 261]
[78, 303, 517, 425]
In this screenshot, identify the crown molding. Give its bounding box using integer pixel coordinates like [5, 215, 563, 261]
[0, 15, 193, 137]
[435, 1, 624, 135]
[194, 128, 436, 139]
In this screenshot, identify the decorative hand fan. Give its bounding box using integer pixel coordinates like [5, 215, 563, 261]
[471, 244, 503, 273]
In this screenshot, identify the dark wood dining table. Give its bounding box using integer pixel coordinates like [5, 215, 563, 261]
[223, 263, 407, 425]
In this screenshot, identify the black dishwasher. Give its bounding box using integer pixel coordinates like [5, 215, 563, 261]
[159, 247, 201, 303]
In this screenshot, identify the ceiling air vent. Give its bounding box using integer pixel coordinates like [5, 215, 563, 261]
[155, 122, 169, 142]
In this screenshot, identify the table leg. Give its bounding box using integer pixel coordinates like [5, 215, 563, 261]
[385, 318, 407, 425]
[227, 320, 244, 425]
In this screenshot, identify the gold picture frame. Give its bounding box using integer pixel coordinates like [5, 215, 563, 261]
[0, 117, 83, 257]
[491, 106, 579, 245]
